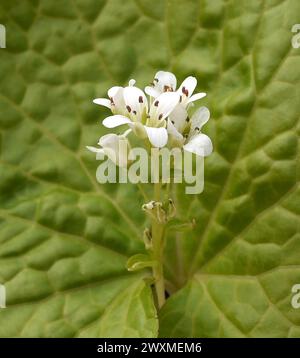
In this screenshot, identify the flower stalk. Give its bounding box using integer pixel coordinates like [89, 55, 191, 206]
[151, 182, 166, 308]
[151, 214, 166, 308]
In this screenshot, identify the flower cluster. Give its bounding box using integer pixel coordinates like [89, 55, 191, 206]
[87, 71, 213, 163]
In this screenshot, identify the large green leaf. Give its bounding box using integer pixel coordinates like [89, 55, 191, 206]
[0, 0, 299, 338]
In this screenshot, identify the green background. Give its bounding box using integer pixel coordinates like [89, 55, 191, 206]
[0, 0, 299, 337]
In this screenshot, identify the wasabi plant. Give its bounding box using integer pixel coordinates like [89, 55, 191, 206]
[87, 71, 212, 308]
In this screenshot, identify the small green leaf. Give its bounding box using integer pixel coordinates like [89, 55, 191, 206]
[166, 218, 196, 232]
[127, 254, 155, 272]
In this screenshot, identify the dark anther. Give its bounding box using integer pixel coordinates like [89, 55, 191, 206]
[133, 110, 137, 115]
[154, 100, 159, 106]
[179, 95, 182, 103]
[186, 116, 190, 122]
[139, 96, 143, 103]
[171, 120, 175, 124]
[126, 105, 131, 113]
[195, 127, 200, 131]
[164, 85, 173, 92]
[182, 86, 189, 96]
[169, 199, 173, 204]
[159, 113, 163, 120]
[154, 78, 159, 82]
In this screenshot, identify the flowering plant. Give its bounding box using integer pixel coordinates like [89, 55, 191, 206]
[87, 71, 212, 308]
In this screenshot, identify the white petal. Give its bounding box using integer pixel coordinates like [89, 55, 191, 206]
[145, 86, 161, 98]
[123, 86, 148, 117]
[149, 92, 180, 121]
[99, 133, 118, 147]
[169, 104, 188, 133]
[107, 86, 125, 112]
[86, 146, 104, 153]
[183, 133, 213, 157]
[154, 71, 177, 92]
[107, 86, 122, 98]
[178, 76, 197, 97]
[190, 107, 210, 133]
[128, 79, 136, 86]
[144, 126, 168, 148]
[167, 119, 184, 143]
[123, 86, 147, 107]
[99, 134, 129, 167]
[187, 92, 206, 104]
[93, 98, 111, 109]
[102, 115, 132, 128]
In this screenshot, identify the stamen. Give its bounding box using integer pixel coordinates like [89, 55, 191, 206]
[186, 117, 190, 122]
[159, 113, 163, 120]
[154, 100, 159, 106]
[182, 86, 189, 96]
[164, 85, 173, 92]
[139, 96, 143, 103]
[195, 127, 200, 131]
[179, 95, 182, 103]
[171, 120, 175, 124]
[154, 78, 158, 82]
[133, 110, 137, 115]
[126, 105, 131, 113]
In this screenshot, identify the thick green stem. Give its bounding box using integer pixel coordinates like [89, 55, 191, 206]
[152, 182, 166, 308]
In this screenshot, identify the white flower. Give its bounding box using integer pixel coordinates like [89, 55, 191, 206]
[145, 71, 206, 107]
[86, 129, 131, 167]
[145, 71, 177, 98]
[93, 79, 136, 115]
[167, 106, 213, 157]
[100, 85, 180, 148]
[177, 76, 206, 107]
[91, 72, 211, 153]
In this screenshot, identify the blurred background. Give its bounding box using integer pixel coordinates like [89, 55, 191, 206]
[0, 0, 299, 337]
